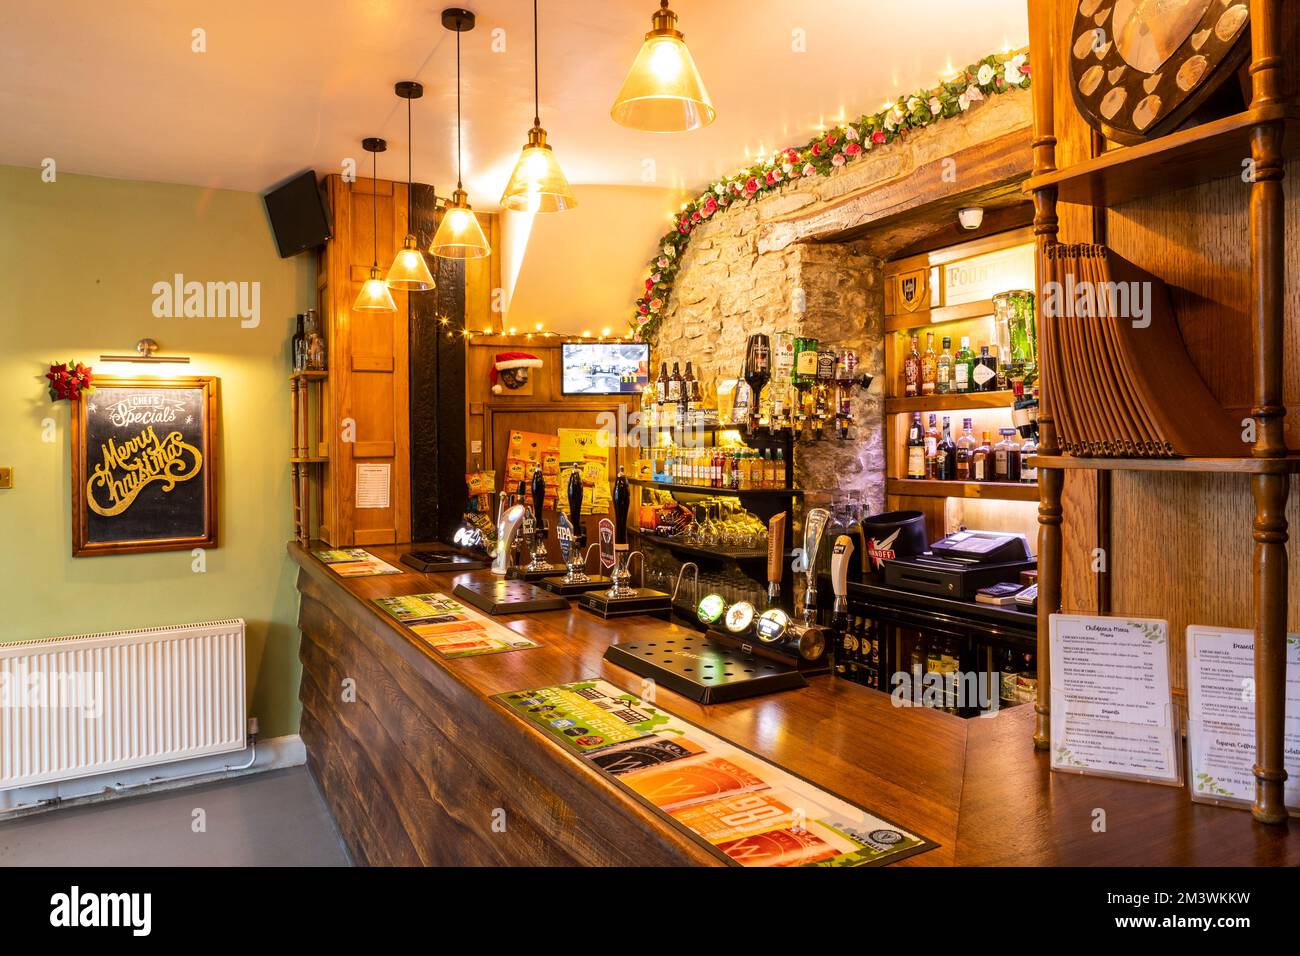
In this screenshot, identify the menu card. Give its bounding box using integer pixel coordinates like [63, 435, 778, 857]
[1049, 614, 1180, 785]
[373, 593, 539, 659]
[1186, 625, 1300, 814]
[495, 679, 935, 867]
[315, 548, 403, 577]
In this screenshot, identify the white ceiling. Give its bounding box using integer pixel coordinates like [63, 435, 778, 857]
[1, 0, 1028, 208]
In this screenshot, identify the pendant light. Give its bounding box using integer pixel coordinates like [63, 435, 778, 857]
[430, 8, 491, 260]
[384, 81, 437, 291]
[354, 138, 398, 312]
[500, 0, 577, 213]
[611, 1, 715, 132]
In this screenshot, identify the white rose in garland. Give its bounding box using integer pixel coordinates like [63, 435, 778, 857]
[977, 63, 995, 86]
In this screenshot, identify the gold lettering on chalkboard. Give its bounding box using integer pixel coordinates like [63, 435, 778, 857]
[86, 425, 203, 517]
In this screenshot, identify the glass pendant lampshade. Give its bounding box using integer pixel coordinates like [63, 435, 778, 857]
[500, 124, 577, 212]
[500, 0, 577, 213]
[430, 188, 491, 260]
[611, 1, 715, 132]
[355, 266, 398, 312]
[384, 81, 437, 292]
[353, 137, 397, 313]
[386, 233, 436, 291]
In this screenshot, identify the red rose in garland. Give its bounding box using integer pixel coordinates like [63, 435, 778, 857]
[46, 361, 95, 402]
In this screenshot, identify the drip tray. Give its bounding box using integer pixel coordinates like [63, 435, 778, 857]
[452, 578, 569, 615]
[603, 632, 808, 704]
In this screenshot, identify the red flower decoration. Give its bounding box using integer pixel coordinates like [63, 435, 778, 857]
[744, 177, 759, 195]
[844, 143, 863, 157]
[46, 360, 95, 402]
[811, 142, 822, 157]
[872, 130, 886, 144]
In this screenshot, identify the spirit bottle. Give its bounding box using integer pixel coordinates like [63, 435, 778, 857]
[921, 333, 937, 395]
[667, 362, 683, 405]
[954, 336, 973, 393]
[792, 336, 819, 391]
[903, 335, 921, 398]
[938, 416, 956, 481]
[681, 361, 697, 423]
[655, 362, 669, 406]
[994, 428, 1022, 482]
[924, 413, 940, 480]
[1020, 434, 1038, 484]
[972, 345, 998, 392]
[291, 314, 306, 372]
[955, 417, 976, 480]
[936, 336, 953, 394]
[906, 412, 925, 479]
[971, 430, 993, 482]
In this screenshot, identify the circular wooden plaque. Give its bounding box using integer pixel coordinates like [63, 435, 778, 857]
[1068, 0, 1251, 145]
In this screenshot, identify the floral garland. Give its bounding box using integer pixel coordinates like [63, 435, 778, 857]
[632, 49, 1030, 342]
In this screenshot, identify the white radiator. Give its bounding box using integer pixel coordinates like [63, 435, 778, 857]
[0, 620, 246, 790]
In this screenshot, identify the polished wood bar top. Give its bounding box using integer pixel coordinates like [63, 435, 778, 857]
[290, 543, 1299, 865]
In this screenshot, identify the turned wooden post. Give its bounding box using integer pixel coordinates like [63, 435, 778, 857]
[1029, 2, 1061, 751]
[1247, 0, 1290, 825]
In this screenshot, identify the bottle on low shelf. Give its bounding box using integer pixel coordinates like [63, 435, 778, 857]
[1020, 434, 1038, 484]
[938, 416, 956, 481]
[993, 428, 1022, 482]
[955, 417, 976, 481]
[954, 336, 974, 393]
[921, 332, 937, 396]
[924, 413, 941, 480]
[907, 412, 926, 480]
[971, 430, 993, 482]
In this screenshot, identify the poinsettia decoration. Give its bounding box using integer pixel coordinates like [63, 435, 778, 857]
[632, 49, 1030, 343]
[46, 361, 95, 402]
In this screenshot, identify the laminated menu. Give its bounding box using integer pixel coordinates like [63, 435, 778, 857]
[1186, 625, 1300, 814]
[372, 593, 538, 659]
[494, 678, 935, 866]
[1049, 614, 1180, 785]
[314, 548, 403, 577]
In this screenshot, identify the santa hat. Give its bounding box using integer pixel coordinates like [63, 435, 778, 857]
[491, 351, 542, 394]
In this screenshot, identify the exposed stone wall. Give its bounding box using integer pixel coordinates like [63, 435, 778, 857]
[651, 89, 1032, 513]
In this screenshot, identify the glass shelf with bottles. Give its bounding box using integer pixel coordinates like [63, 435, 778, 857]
[904, 412, 1039, 487]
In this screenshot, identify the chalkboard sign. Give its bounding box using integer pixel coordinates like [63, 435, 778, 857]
[72, 377, 218, 557]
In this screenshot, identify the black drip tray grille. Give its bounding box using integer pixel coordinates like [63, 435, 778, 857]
[603, 632, 807, 704]
[452, 578, 569, 615]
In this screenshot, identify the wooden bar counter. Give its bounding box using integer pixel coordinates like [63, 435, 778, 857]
[291, 543, 1299, 866]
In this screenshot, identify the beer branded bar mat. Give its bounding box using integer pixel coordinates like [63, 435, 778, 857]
[315, 548, 404, 577]
[374, 593, 539, 659]
[494, 679, 936, 867]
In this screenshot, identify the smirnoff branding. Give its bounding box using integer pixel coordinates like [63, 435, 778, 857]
[866, 529, 902, 570]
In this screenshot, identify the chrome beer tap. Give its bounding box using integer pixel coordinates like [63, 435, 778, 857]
[557, 467, 591, 585]
[523, 465, 556, 574]
[799, 507, 832, 627]
[605, 465, 638, 599]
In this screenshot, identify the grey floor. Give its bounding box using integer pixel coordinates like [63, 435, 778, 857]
[0, 767, 351, 867]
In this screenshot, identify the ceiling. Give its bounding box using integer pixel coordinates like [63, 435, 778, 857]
[2, 1, 1028, 208]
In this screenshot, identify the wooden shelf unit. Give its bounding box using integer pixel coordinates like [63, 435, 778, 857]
[1027, 0, 1294, 825]
[290, 369, 329, 546]
[882, 228, 1038, 541]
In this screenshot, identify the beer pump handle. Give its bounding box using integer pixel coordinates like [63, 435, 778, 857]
[531, 465, 546, 528]
[831, 534, 853, 617]
[800, 507, 831, 625]
[766, 513, 787, 606]
[567, 467, 585, 541]
[612, 465, 630, 549]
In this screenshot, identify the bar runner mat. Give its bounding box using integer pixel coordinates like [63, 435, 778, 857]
[373, 593, 539, 659]
[494, 678, 937, 866]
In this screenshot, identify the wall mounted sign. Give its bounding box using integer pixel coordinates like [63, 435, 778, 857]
[1186, 625, 1300, 815]
[72, 376, 217, 557]
[893, 269, 929, 313]
[494, 678, 935, 866]
[1068, 0, 1250, 145]
[1049, 613, 1181, 786]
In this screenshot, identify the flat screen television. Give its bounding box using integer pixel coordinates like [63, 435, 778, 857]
[561, 342, 650, 396]
[263, 170, 332, 258]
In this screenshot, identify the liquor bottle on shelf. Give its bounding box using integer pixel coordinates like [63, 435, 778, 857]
[291, 313, 306, 372]
[973, 344, 998, 393]
[668, 361, 683, 404]
[994, 428, 1022, 482]
[774, 448, 785, 488]
[1020, 433, 1038, 484]
[924, 413, 941, 480]
[971, 430, 994, 482]
[906, 412, 926, 480]
[681, 361, 697, 423]
[792, 336, 819, 391]
[938, 416, 956, 481]
[731, 362, 752, 426]
[304, 310, 325, 370]
[655, 362, 669, 407]
[921, 332, 937, 396]
[955, 418, 977, 480]
[991, 344, 1007, 390]
[936, 336, 953, 394]
[903, 334, 921, 398]
[954, 336, 973, 393]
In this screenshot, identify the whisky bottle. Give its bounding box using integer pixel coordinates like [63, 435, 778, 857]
[924, 413, 940, 480]
[994, 428, 1022, 482]
[921, 332, 937, 396]
[906, 412, 925, 480]
[971, 430, 993, 482]
[955, 417, 976, 481]
[903, 335, 921, 398]
[936, 336, 953, 394]
[938, 416, 956, 481]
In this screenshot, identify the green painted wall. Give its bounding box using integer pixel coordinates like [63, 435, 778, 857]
[0, 165, 315, 737]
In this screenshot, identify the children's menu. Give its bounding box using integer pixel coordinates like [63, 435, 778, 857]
[315, 549, 404, 577]
[374, 593, 539, 659]
[494, 679, 934, 867]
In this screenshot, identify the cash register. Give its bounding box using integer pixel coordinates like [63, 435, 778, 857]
[881, 529, 1035, 600]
